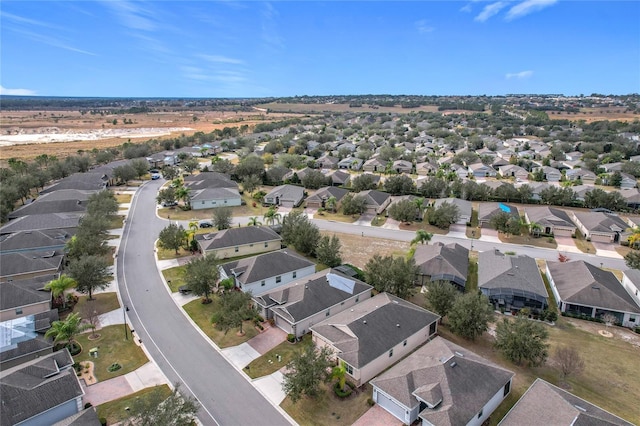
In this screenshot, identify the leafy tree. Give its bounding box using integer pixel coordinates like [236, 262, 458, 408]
[384, 175, 416, 195]
[332, 360, 348, 392]
[157, 187, 177, 206]
[235, 155, 265, 180]
[388, 199, 418, 223]
[125, 384, 198, 426]
[424, 280, 458, 324]
[282, 344, 333, 403]
[495, 315, 549, 367]
[301, 170, 329, 189]
[351, 174, 377, 192]
[113, 164, 137, 184]
[175, 186, 192, 209]
[315, 235, 342, 267]
[419, 178, 448, 198]
[242, 174, 262, 195]
[44, 312, 90, 347]
[265, 165, 289, 184]
[87, 191, 118, 216]
[428, 202, 460, 229]
[364, 254, 418, 299]
[66, 215, 110, 259]
[212, 207, 233, 230]
[214, 290, 256, 335]
[161, 166, 179, 180]
[610, 171, 623, 188]
[411, 229, 433, 245]
[184, 256, 220, 303]
[45, 275, 77, 309]
[281, 211, 320, 255]
[263, 207, 282, 225]
[341, 194, 367, 215]
[210, 158, 235, 174]
[182, 157, 200, 174]
[518, 184, 533, 203]
[130, 158, 150, 178]
[326, 196, 337, 213]
[554, 346, 585, 380]
[489, 211, 521, 235]
[158, 223, 187, 254]
[448, 292, 494, 341]
[68, 255, 112, 300]
[494, 184, 519, 202]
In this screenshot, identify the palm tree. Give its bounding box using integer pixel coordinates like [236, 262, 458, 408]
[188, 220, 199, 241]
[44, 312, 90, 348]
[263, 207, 282, 225]
[332, 360, 348, 392]
[627, 226, 640, 248]
[44, 275, 77, 309]
[175, 186, 192, 209]
[248, 216, 262, 226]
[413, 197, 426, 220]
[326, 196, 337, 213]
[529, 221, 542, 237]
[411, 229, 433, 245]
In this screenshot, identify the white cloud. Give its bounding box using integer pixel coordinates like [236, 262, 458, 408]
[505, 70, 534, 79]
[11, 28, 96, 56]
[506, 0, 558, 21]
[0, 85, 37, 96]
[101, 0, 157, 31]
[415, 20, 435, 34]
[474, 1, 509, 22]
[198, 54, 245, 65]
[0, 11, 62, 30]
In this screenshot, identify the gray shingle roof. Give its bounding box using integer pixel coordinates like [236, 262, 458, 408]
[221, 250, 314, 285]
[0, 336, 53, 364]
[8, 199, 87, 219]
[306, 187, 350, 204]
[0, 229, 72, 253]
[311, 293, 439, 368]
[524, 206, 576, 229]
[41, 173, 107, 193]
[499, 378, 634, 426]
[52, 407, 102, 426]
[358, 189, 391, 207]
[0, 349, 83, 425]
[478, 250, 548, 299]
[547, 261, 640, 313]
[0, 251, 64, 279]
[0, 274, 56, 310]
[0, 213, 83, 235]
[372, 337, 514, 426]
[573, 212, 628, 234]
[264, 185, 304, 203]
[433, 198, 472, 217]
[414, 242, 469, 286]
[478, 202, 518, 222]
[254, 269, 372, 322]
[196, 226, 281, 252]
[183, 172, 238, 190]
[190, 187, 240, 202]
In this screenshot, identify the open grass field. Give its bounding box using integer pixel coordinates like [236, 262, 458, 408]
[245, 335, 313, 379]
[183, 297, 258, 348]
[96, 385, 172, 425]
[161, 266, 186, 293]
[74, 325, 148, 382]
[320, 231, 409, 269]
[281, 382, 373, 426]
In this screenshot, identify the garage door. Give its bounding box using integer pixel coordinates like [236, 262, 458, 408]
[280, 201, 294, 208]
[274, 315, 291, 334]
[554, 228, 573, 237]
[375, 389, 405, 423]
[590, 234, 612, 243]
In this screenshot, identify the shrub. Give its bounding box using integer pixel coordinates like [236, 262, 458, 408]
[287, 333, 295, 343]
[67, 342, 82, 356]
[545, 310, 558, 322]
[255, 315, 264, 323]
[84, 402, 93, 409]
[333, 381, 353, 398]
[367, 398, 375, 407]
[100, 417, 107, 426]
[107, 363, 122, 372]
[219, 278, 235, 290]
[635, 327, 640, 334]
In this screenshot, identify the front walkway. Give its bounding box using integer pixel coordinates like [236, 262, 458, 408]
[252, 370, 287, 405]
[222, 343, 261, 370]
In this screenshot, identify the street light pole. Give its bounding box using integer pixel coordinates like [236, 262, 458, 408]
[124, 305, 129, 340]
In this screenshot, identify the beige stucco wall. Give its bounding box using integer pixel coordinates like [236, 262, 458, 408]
[207, 238, 281, 260]
[0, 301, 50, 322]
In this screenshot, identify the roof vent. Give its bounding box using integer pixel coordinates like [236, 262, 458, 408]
[363, 320, 367, 324]
[592, 286, 600, 290]
[396, 324, 400, 327]
[455, 351, 464, 357]
[450, 362, 457, 368]
[305, 285, 309, 289]
[574, 405, 587, 412]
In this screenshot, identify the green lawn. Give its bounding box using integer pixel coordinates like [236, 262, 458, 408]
[106, 215, 125, 230]
[574, 230, 596, 254]
[466, 256, 478, 293]
[156, 243, 194, 261]
[161, 266, 187, 292]
[281, 382, 373, 426]
[74, 292, 120, 316]
[74, 325, 148, 382]
[96, 385, 172, 425]
[313, 210, 358, 223]
[183, 298, 258, 348]
[498, 231, 558, 249]
[437, 317, 640, 426]
[245, 335, 312, 378]
[113, 193, 133, 204]
[371, 216, 386, 227]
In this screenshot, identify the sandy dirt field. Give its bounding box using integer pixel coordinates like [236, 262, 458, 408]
[320, 231, 410, 269]
[550, 107, 639, 122]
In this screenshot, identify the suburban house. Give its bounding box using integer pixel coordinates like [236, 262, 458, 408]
[7, 192, 88, 220]
[0, 251, 64, 282]
[619, 172, 637, 189]
[338, 157, 363, 170]
[183, 172, 242, 210]
[392, 160, 413, 174]
[478, 203, 519, 227]
[570, 211, 628, 242]
[0, 229, 73, 254]
[325, 170, 351, 187]
[414, 242, 469, 291]
[371, 336, 514, 426]
[527, 182, 550, 202]
[451, 164, 470, 179]
[433, 198, 472, 224]
[416, 161, 437, 176]
[363, 157, 387, 173]
[311, 293, 439, 386]
[196, 226, 282, 259]
[498, 164, 529, 181]
[305, 187, 350, 210]
[479, 250, 548, 314]
[253, 269, 373, 338]
[0, 213, 83, 236]
[492, 157, 510, 168]
[533, 166, 561, 182]
[357, 190, 392, 215]
[0, 349, 85, 426]
[219, 250, 316, 295]
[546, 260, 640, 327]
[317, 155, 339, 169]
[263, 185, 304, 208]
[621, 269, 640, 308]
[523, 206, 576, 237]
[499, 378, 634, 426]
[40, 172, 108, 194]
[468, 163, 497, 178]
[565, 168, 597, 184]
[0, 274, 56, 322]
[618, 188, 640, 210]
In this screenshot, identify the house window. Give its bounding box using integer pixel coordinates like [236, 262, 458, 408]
[389, 349, 393, 357]
[265, 242, 268, 247]
[403, 340, 407, 347]
[250, 244, 254, 247]
[345, 363, 353, 375]
[429, 322, 436, 335]
[630, 315, 637, 323]
[326, 309, 330, 317]
[478, 409, 483, 419]
[224, 200, 227, 204]
[276, 276, 282, 283]
[202, 201, 205, 205]
[503, 381, 511, 397]
[261, 281, 266, 287]
[15, 308, 22, 315]
[293, 271, 297, 279]
[355, 296, 359, 303]
[234, 246, 239, 253]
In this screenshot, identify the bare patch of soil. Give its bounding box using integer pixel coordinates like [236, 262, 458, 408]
[321, 231, 410, 269]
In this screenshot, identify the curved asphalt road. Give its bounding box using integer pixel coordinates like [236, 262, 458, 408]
[116, 180, 290, 426]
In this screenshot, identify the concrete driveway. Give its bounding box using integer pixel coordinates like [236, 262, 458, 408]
[353, 404, 402, 426]
[354, 213, 376, 226]
[478, 227, 501, 243]
[555, 235, 583, 254]
[247, 325, 287, 355]
[382, 217, 401, 230]
[447, 223, 468, 238]
[592, 242, 624, 259]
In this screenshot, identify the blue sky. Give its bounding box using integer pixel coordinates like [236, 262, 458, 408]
[1, 1, 639, 97]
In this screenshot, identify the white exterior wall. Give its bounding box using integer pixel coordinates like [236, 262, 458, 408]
[545, 264, 563, 311]
[465, 381, 510, 426]
[622, 274, 640, 307]
[243, 264, 316, 294]
[192, 197, 241, 210]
